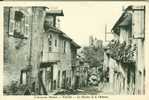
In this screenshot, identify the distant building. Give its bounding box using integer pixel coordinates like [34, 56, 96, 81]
[89, 35, 103, 48]
[95, 39, 103, 48]
[89, 35, 94, 46]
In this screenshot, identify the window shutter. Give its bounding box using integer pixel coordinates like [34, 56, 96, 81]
[21, 17, 25, 35]
[9, 8, 15, 35]
[48, 34, 53, 52]
[25, 24, 29, 38]
[24, 16, 29, 38]
[132, 7, 145, 39]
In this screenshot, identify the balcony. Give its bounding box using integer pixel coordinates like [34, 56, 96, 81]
[42, 52, 60, 63]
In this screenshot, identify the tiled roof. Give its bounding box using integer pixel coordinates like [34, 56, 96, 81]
[47, 26, 63, 34]
[46, 26, 80, 48]
[71, 40, 81, 48]
[112, 6, 132, 31]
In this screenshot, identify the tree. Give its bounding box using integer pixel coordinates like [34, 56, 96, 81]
[82, 46, 104, 68]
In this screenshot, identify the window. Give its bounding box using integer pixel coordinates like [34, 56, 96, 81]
[9, 10, 29, 39]
[20, 71, 27, 85]
[44, 16, 54, 31]
[64, 41, 66, 53]
[49, 47, 52, 52]
[53, 80, 56, 90]
[57, 71, 60, 88]
[14, 11, 25, 36]
[55, 39, 57, 47]
[49, 34, 52, 38]
[48, 34, 52, 52]
[49, 41, 51, 45]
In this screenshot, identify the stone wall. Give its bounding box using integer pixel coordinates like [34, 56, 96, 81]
[3, 7, 46, 94]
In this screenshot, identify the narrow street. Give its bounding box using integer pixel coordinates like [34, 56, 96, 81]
[74, 86, 101, 95]
[3, 4, 147, 95]
[55, 83, 113, 95]
[55, 86, 101, 95]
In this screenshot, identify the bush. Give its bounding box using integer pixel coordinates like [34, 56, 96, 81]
[105, 40, 136, 64]
[3, 81, 19, 95]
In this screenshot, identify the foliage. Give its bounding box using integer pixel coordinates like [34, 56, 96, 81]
[3, 81, 19, 95]
[3, 81, 30, 95]
[105, 39, 136, 63]
[82, 46, 104, 68]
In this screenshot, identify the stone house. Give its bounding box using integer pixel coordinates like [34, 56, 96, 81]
[89, 36, 103, 48]
[104, 6, 145, 94]
[4, 7, 80, 95]
[33, 10, 80, 94]
[4, 7, 46, 95]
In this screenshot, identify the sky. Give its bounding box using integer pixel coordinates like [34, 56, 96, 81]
[48, 2, 141, 46]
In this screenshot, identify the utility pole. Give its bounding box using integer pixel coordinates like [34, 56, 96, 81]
[105, 25, 107, 42]
[105, 25, 112, 42]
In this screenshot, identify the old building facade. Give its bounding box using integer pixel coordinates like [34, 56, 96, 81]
[40, 10, 80, 94]
[4, 7, 46, 95]
[104, 6, 145, 94]
[4, 7, 80, 95]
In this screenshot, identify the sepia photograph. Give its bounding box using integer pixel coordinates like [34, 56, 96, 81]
[2, 2, 147, 96]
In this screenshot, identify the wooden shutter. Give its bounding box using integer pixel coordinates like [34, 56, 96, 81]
[132, 7, 145, 39]
[9, 8, 15, 35]
[21, 17, 25, 35]
[24, 16, 29, 38]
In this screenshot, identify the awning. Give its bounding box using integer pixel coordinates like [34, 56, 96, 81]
[46, 10, 64, 16]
